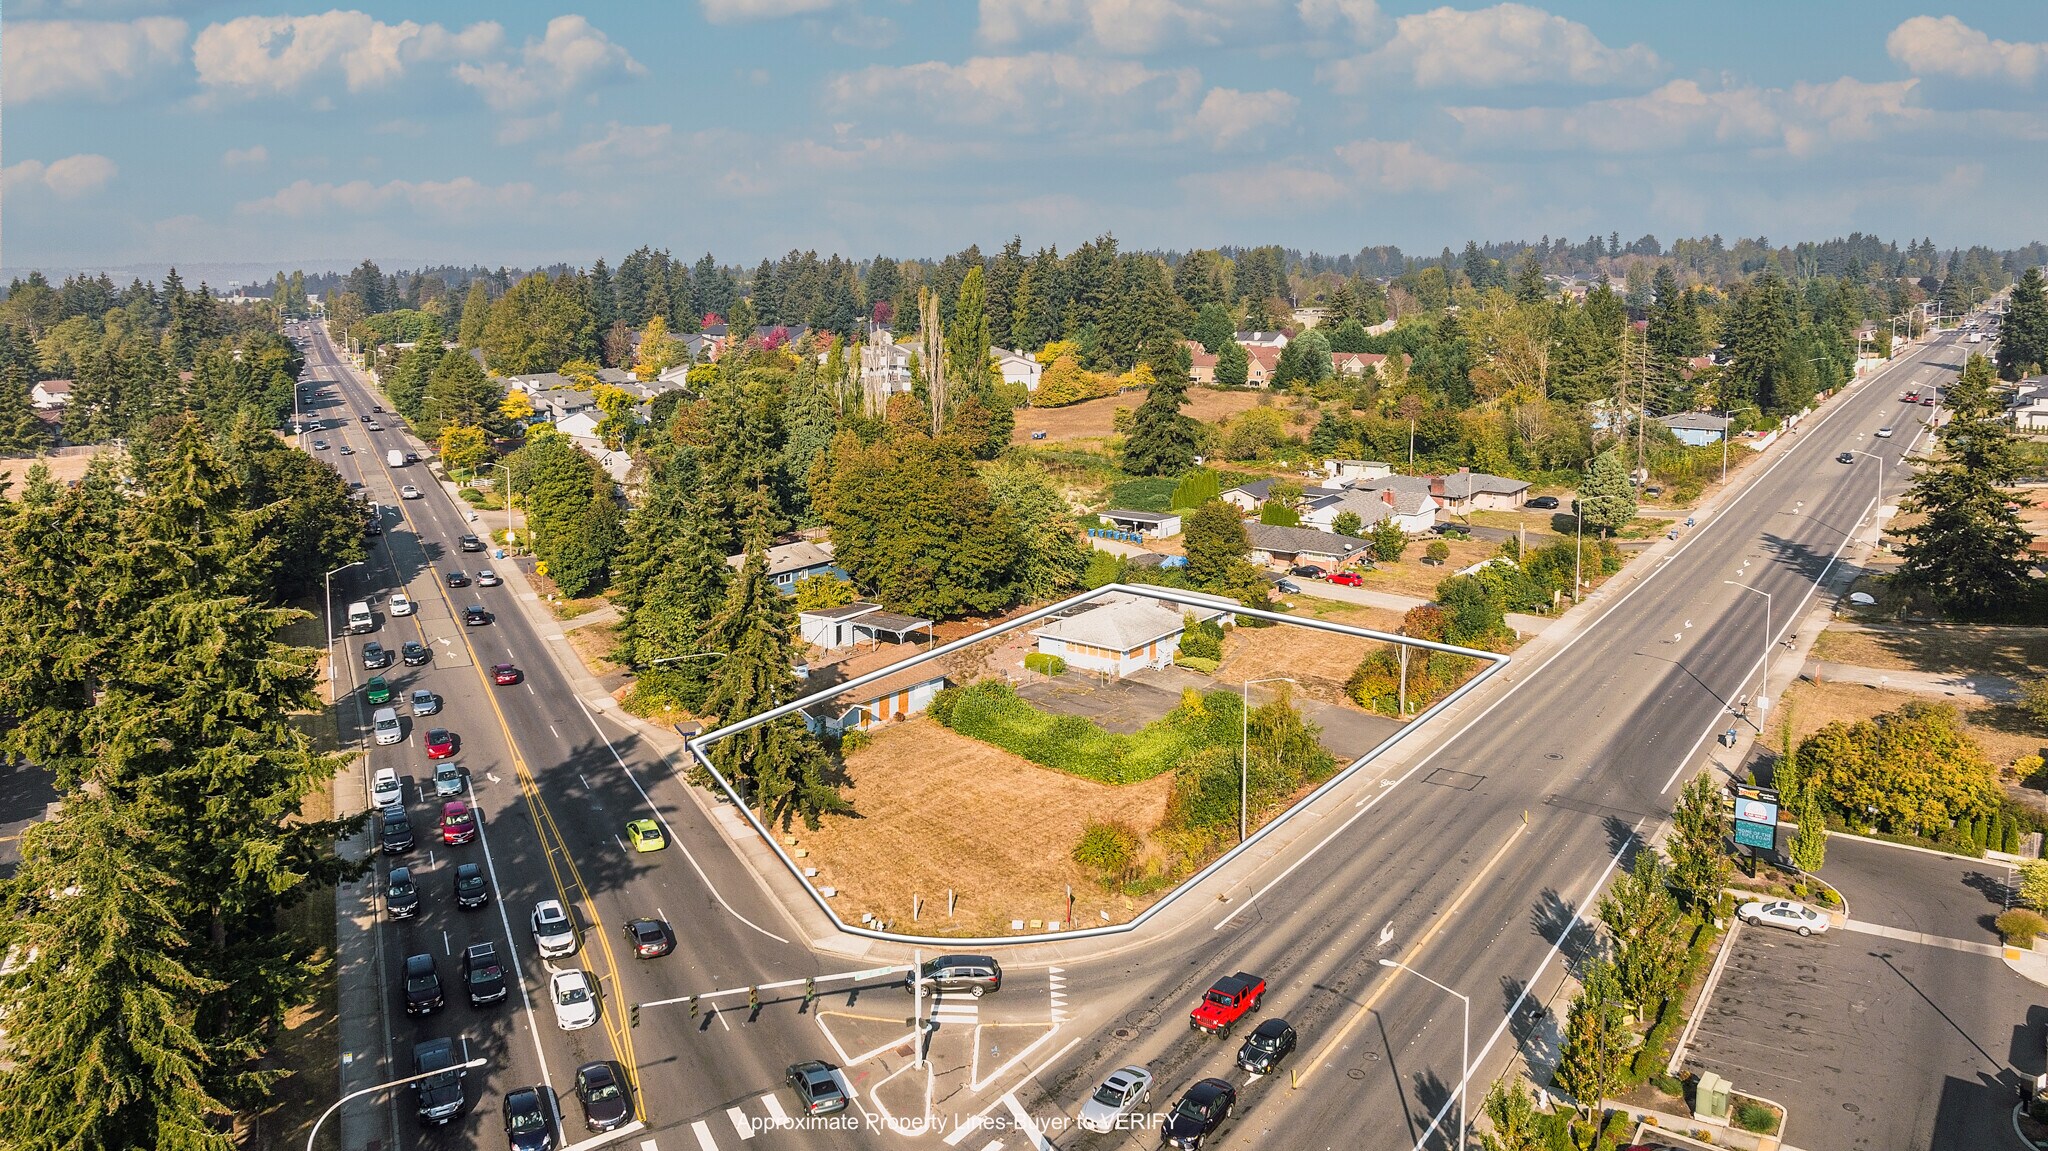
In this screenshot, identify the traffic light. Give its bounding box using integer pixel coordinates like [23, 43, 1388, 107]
[688, 995, 699, 1017]
[630, 1003, 640, 1028]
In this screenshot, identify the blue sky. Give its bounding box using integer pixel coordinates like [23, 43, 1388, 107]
[4, 1, 2046, 278]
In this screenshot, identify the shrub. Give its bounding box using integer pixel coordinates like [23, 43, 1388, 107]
[1174, 655, 1220, 674]
[1072, 820, 1140, 882]
[1370, 519, 1408, 562]
[2020, 677, 2048, 730]
[1023, 652, 1067, 676]
[839, 728, 873, 753]
[1426, 539, 1450, 565]
[1732, 1100, 1780, 1134]
[1997, 908, 2048, 946]
[1178, 616, 1224, 660]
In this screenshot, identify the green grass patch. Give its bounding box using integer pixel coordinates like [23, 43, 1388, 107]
[1107, 475, 1178, 512]
[930, 681, 1206, 783]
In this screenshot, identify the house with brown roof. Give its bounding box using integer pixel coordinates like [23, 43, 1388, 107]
[31, 379, 73, 410]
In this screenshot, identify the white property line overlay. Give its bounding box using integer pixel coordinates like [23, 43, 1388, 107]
[687, 581, 1510, 947]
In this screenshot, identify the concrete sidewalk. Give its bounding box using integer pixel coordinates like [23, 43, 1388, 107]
[1801, 658, 2019, 702]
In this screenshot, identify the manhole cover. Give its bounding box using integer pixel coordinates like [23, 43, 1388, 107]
[1349, 1068, 1367, 1080]
[1113, 1028, 1133, 1039]
[1843, 1103, 1860, 1114]
[1545, 753, 1563, 761]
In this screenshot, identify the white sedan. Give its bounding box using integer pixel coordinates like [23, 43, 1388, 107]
[1077, 1065, 1153, 1133]
[532, 900, 577, 958]
[1875, 426, 1894, 438]
[390, 592, 414, 617]
[1738, 899, 1829, 936]
[552, 969, 598, 1030]
[476, 569, 501, 587]
[400, 485, 422, 499]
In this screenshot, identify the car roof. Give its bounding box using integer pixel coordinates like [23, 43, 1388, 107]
[536, 899, 566, 917]
[442, 799, 469, 813]
[1187, 1078, 1231, 1101]
[1103, 1066, 1148, 1088]
[1251, 1017, 1290, 1037]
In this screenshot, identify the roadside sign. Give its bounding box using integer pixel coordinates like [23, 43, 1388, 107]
[1734, 784, 1780, 852]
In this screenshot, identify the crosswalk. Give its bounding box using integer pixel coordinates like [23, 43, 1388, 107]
[928, 992, 979, 1027]
[675, 1090, 796, 1151]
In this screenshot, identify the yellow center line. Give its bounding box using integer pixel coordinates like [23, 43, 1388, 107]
[373, 407, 643, 1106]
[1293, 820, 1528, 1086]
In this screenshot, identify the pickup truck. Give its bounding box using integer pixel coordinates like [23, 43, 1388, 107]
[1190, 971, 1266, 1035]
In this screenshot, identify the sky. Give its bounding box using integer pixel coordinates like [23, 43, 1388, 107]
[4, 1, 2047, 280]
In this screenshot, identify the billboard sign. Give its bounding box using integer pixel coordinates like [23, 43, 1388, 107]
[1733, 784, 1780, 851]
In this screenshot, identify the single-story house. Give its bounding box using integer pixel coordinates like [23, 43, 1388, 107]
[799, 602, 934, 650]
[1099, 509, 1181, 538]
[1221, 477, 1278, 512]
[803, 644, 948, 735]
[1433, 468, 1530, 514]
[725, 540, 844, 594]
[1331, 351, 1395, 379]
[31, 379, 73, 409]
[1324, 459, 1393, 482]
[1303, 486, 1439, 535]
[1030, 590, 1237, 678]
[1658, 411, 1733, 447]
[995, 349, 1043, 391]
[1244, 523, 1372, 569]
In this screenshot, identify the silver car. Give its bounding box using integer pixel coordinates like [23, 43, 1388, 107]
[411, 688, 441, 717]
[1738, 899, 1829, 936]
[532, 899, 577, 958]
[1077, 1065, 1153, 1133]
[432, 760, 463, 797]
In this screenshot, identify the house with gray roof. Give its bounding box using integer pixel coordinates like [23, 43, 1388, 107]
[724, 540, 844, 595]
[1221, 477, 1279, 512]
[1657, 411, 1733, 447]
[1244, 523, 1372, 568]
[1431, 467, 1531, 514]
[1302, 486, 1439, 535]
[1031, 591, 1236, 678]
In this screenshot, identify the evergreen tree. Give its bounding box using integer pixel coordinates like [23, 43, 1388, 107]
[700, 510, 854, 829]
[1121, 370, 1199, 476]
[0, 364, 51, 452]
[696, 368, 787, 553]
[457, 279, 492, 347]
[418, 349, 506, 440]
[1577, 448, 1636, 536]
[1895, 353, 2033, 616]
[1191, 302, 1235, 353]
[1788, 792, 1828, 875]
[1182, 499, 1261, 597]
[1331, 509, 1364, 538]
[2000, 267, 2048, 381]
[612, 449, 728, 710]
[781, 360, 841, 520]
[1511, 254, 1548, 304]
[1214, 339, 1249, 388]
[1666, 771, 1731, 911]
[480, 273, 597, 374]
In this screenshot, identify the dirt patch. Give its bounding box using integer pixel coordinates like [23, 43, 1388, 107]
[1217, 620, 1383, 707]
[1776, 678, 2047, 768]
[1011, 388, 1277, 445]
[565, 619, 626, 679]
[1351, 537, 1499, 598]
[797, 720, 1175, 937]
[0, 447, 112, 496]
[1812, 624, 2048, 681]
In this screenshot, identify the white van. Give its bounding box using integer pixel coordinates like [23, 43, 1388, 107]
[388, 449, 405, 468]
[372, 707, 403, 746]
[346, 600, 373, 634]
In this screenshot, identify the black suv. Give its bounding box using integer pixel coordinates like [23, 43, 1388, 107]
[401, 640, 431, 667]
[459, 534, 484, 552]
[380, 807, 414, 855]
[403, 953, 445, 1016]
[463, 941, 508, 1006]
[453, 862, 490, 909]
[412, 1037, 465, 1126]
[386, 865, 420, 918]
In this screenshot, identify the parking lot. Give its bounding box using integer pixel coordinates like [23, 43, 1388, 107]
[1684, 919, 2039, 1150]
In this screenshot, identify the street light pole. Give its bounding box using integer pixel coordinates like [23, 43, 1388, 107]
[1241, 676, 1296, 843]
[1719, 405, 1755, 486]
[306, 1057, 486, 1151]
[325, 561, 364, 685]
[1847, 450, 1884, 533]
[1380, 959, 1470, 1151]
[1726, 580, 1772, 722]
[493, 461, 515, 554]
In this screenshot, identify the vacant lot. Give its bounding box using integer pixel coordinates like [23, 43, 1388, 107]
[0, 447, 110, 495]
[1776, 678, 2044, 769]
[1351, 535, 1499, 598]
[1217, 616, 1391, 707]
[798, 720, 1175, 937]
[1812, 624, 2048, 681]
[1011, 387, 1279, 445]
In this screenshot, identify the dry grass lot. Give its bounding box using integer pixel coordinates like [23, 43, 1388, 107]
[1218, 614, 1391, 706]
[1812, 625, 2048, 681]
[1011, 388, 1278, 444]
[1776, 679, 2045, 769]
[1352, 536, 1498, 598]
[797, 720, 1176, 937]
[0, 447, 111, 495]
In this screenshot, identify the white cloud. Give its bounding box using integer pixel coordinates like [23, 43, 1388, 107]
[2, 154, 119, 197]
[223, 145, 269, 167]
[237, 176, 535, 219]
[830, 52, 1199, 130]
[193, 11, 501, 96]
[1887, 15, 2043, 85]
[1446, 77, 1922, 159]
[701, 0, 841, 22]
[1190, 87, 1297, 148]
[1334, 138, 1471, 191]
[454, 15, 642, 111]
[560, 122, 678, 168]
[1296, 0, 1382, 43]
[978, 0, 1291, 54]
[1324, 3, 1657, 92]
[2, 17, 186, 102]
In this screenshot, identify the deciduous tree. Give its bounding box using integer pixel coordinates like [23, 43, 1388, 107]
[1666, 771, 1730, 910]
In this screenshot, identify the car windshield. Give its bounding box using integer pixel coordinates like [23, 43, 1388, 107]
[1249, 1033, 1279, 1051]
[559, 983, 589, 1003]
[1170, 1098, 1208, 1122]
[1092, 1081, 1130, 1106]
[470, 963, 500, 983]
[508, 1103, 545, 1131]
[584, 1080, 620, 1102]
[1205, 990, 1234, 1006]
[389, 877, 413, 895]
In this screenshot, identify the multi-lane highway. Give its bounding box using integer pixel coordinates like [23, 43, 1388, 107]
[307, 318, 1978, 1151]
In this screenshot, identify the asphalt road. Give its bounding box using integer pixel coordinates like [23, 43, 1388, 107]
[1686, 921, 2037, 1151]
[1820, 835, 2015, 945]
[301, 327, 894, 1151]
[1004, 334, 1979, 1151]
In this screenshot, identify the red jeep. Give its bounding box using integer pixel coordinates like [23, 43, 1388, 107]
[1190, 971, 1267, 1035]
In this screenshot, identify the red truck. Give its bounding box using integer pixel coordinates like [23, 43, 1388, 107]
[1190, 972, 1267, 1035]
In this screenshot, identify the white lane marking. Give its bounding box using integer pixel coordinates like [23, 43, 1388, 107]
[575, 698, 791, 943]
[1217, 343, 1912, 929]
[641, 1140, 660, 1151]
[466, 777, 556, 1095]
[726, 1107, 754, 1140]
[1001, 1092, 1055, 1151]
[690, 1120, 715, 1151]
